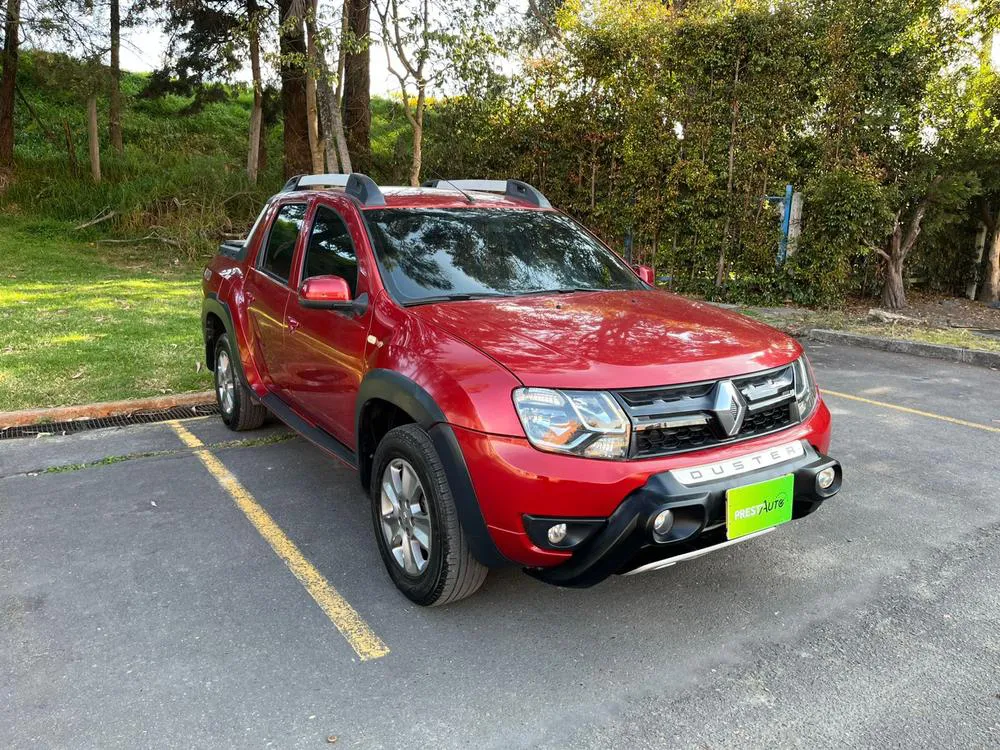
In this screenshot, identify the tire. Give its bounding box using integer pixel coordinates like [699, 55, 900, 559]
[214, 333, 267, 431]
[370, 424, 488, 606]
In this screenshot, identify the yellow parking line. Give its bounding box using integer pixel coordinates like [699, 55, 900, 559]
[823, 390, 1000, 434]
[167, 420, 390, 661]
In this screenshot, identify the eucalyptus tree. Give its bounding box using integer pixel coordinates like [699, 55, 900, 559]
[0, 0, 20, 169]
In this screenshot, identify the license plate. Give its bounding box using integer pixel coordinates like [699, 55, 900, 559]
[726, 474, 794, 540]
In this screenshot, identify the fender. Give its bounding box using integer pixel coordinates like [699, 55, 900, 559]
[202, 293, 265, 396]
[356, 369, 510, 568]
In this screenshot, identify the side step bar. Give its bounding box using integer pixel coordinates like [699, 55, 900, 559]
[622, 527, 776, 576]
[261, 393, 358, 470]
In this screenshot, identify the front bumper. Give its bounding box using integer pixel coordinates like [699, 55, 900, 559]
[525, 442, 840, 587]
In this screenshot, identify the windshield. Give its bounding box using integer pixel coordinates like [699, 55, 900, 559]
[364, 208, 644, 304]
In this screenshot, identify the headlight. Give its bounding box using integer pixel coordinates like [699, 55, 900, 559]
[512, 388, 631, 459]
[791, 355, 818, 419]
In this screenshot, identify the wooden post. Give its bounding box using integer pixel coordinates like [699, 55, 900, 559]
[87, 96, 101, 183]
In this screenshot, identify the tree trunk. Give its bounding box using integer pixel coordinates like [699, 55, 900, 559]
[977, 226, 1000, 304]
[305, 73, 322, 173]
[881, 225, 906, 309]
[325, 81, 351, 172]
[331, 0, 352, 172]
[87, 95, 101, 183]
[246, 0, 263, 184]
[409, 91, 424, 186]
[311, 0, 347, 172]
[258, 106, 268, 173]
[318, 82, 337, 171]
[279, 0, 312, 178]
[304, 5, 323, 173]
[879, 186, 937, 310]
[342, 0, 370, 173]
[109, 0, 123, 154]
[0, 0, 21, 169]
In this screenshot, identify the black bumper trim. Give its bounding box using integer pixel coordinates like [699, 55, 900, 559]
[527, 442, 841, 588]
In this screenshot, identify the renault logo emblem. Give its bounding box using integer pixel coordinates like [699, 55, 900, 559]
[711, 380, 746, 437]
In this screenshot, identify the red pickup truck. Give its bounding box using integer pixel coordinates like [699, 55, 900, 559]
[202, 173, 841, 605]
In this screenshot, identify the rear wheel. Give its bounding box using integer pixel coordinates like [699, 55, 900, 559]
[371, 424, 487, 606]
[214, 333, 267, 431]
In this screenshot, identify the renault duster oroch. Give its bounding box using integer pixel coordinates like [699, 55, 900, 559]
[201, 173, 842, 605]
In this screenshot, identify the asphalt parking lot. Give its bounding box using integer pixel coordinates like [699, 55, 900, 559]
[3, 342, 999, 749]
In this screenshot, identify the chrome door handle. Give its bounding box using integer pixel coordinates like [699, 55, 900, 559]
[287, 317, 300, 332]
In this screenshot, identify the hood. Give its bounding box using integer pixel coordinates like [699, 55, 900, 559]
[409, 290, 801, 389]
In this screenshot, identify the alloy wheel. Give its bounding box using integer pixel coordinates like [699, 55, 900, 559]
[380, 458, 433, 576]
[216, 349, 235, 417]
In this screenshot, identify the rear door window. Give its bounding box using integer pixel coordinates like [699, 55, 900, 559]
[259, 203, 307, 284]
[302, 205, 358, 297]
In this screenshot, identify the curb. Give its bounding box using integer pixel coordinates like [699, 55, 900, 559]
[0, 391, 215, 429]
[807, 329, 1000, 370]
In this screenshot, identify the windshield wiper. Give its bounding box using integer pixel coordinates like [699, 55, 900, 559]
[404, 292, 513, 307]
[518, 287, 605, 297]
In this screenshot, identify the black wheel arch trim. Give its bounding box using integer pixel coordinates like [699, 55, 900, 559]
[202, 294, 252, 388]
[357, 369, 511, 568]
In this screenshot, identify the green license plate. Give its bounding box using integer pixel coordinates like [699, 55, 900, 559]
[725, 474, 794, 540]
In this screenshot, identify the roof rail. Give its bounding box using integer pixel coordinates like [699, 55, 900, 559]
[421, 178, 551, 208]
[281, 172, 386, 207]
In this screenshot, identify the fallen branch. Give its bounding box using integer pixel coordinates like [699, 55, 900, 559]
[96, 233, 182, 248]
[74, 210, 117, 230]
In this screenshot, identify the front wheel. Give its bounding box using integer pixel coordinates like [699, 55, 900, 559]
[370, 424, 487, 606]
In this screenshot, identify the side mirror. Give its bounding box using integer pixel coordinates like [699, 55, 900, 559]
[633, 265, 655, 285]
[299, 275, 352, 309]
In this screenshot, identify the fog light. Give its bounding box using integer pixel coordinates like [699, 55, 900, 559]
[817, 467, 836, 490]
[653, 509, 674, 535]
[547, 523, 568, 545]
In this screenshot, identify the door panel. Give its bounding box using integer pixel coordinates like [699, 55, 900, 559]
[284, 203, 370, 448]
[246, 202, 307, 390]
[245, 270, 291, 388]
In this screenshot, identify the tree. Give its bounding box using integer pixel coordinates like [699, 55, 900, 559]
[375, 0, 498, 185]
[109, 0, 122, 153]
[374, 0, 431, 185]
[246, 0, 264, 183]
[306, 0, 351, 172]
[0, 0, 21, 169]
[304, 0, 323, 172]
[342, 0, 370, 172]
[278, 0, 311, 176]
[156, 0, 274, 180]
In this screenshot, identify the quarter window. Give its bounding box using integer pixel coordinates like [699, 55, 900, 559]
[259, 203, 306, 283]
[302, 205, 358, 297]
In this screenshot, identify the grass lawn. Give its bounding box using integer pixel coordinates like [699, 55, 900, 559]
[0, 216, 212, 412]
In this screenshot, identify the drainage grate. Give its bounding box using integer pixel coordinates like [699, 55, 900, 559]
[0, 403, 219, 440]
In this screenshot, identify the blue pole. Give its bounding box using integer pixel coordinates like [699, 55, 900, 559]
[778, 184, 793, 263]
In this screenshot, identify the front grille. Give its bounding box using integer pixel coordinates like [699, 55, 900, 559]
[742, 402, 795, 434]
[617, 383, 713, 409]
[617, 364, 800, 458]
[635, 422, 715, 455]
